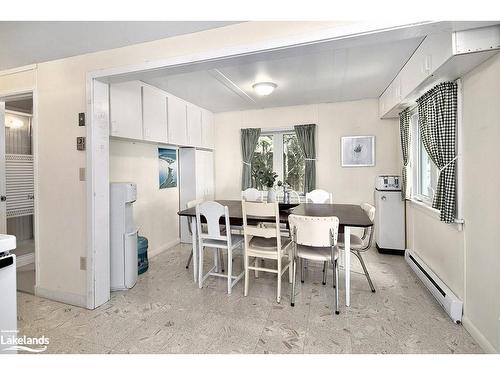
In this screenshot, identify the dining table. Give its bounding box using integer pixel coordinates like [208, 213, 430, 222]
[177, 200, 373, 307]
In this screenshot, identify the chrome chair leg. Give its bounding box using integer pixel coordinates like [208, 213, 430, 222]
[220, 250, 225, 273]
[300, 257, 305, 283]
[291, 257, 297, 307]
[334, 259, 339, 315]
[185, 250, 193, 269]
[322, 261, 327, 285]
[354, 250, 375, 293]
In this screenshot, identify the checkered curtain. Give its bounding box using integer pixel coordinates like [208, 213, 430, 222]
[416, 82, 458, 223]
[399, 108, 411, 200]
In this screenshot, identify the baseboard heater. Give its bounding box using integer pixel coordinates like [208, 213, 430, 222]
[405, 249, 463, 324]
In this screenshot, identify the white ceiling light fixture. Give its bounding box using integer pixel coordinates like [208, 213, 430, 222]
[252, 82, 277, 96]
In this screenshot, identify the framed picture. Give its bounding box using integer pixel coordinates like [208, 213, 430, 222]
[158, 148, 177, 188]
[341, 135, 375, 167]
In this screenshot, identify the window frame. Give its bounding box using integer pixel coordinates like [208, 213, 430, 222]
[410, 109, 438, 207]
[254, 129, 305, 195]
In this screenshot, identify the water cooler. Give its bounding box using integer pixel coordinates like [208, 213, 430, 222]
[110, 182, 138, 291]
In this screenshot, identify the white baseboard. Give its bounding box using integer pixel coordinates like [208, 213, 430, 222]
[35, 286, 87, 308]
[462, 315, 498, 353]
[148, 238, 180, 259]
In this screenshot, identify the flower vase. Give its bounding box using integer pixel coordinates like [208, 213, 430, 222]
[267, 188, 276, 203]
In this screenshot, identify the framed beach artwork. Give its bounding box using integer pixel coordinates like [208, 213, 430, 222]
[158, 148, 177, 188]
[341, 135, 375, 167]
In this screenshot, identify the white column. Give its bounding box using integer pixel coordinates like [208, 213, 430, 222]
[191, 218, 198, 283]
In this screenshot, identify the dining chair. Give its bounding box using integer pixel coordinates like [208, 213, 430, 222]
[196, 201, 244, 294]
[242, 201, 293, 303]
[288, 214, 340, 314]
[185, 199, 224, 272]
[306, 189, 333, 204]
[241, 188, 263, 202]
[337, 203, 376, 293]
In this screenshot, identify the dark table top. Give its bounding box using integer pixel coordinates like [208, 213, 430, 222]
[178, 200, 373, 228]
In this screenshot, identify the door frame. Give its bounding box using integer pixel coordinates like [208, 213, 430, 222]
[0, 88, 40, 290]
[85, 21, 437, 308]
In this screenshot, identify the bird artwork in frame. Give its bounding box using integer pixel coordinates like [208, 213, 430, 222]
[341, 135, 375, 167]
[158, 148, 177, 188]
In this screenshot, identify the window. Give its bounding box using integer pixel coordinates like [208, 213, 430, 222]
[411, 112, 439, 204]
[251, 131, 305, 193]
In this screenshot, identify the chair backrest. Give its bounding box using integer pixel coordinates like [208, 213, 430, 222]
[195, 201, 229, 241]
[288, 214, 339, 248]
[276, 189, 301, 204]
[241, 201, 282, 251]
[306, 189, 333, 204]
[360, 203, 376, 249]
[187, 199, 204, 235]
[241, 188, 263, 202]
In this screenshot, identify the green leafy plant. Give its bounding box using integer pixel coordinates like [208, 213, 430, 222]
[257, 169, 278, 189]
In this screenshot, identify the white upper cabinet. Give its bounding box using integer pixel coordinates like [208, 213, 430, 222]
[110, 81, 143, 139]
[109, 81, 215, 148]
[142, 85, 168, 143]
[167, 94, 188, 146]
[201, 109, 214, 149]
[186, 103, 202, 147]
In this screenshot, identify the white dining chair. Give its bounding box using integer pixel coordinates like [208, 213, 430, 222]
[196, 201, 244, 294]
[306, 189, 333, 204]
[186, 199, 224, 272]
[338, 203, 376, 293]
[288, 214, 340, 314]
[241, 188, 263, 202]
[242, 201, 293, 303]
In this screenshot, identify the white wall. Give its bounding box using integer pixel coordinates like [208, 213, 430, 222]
[214, 99, 401, 204]
[109, 140, 180, 257]
[405, 52, 500, 353]
[461, 52, 500, 353]
[406, 202, 464, 298]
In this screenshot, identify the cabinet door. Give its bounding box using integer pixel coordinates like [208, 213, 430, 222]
[142, 85, 168, 143]
[205, 151, 215, 199]
[110, 81, 143, 139]
[201, 109, 214, 149]
[195, 150, 206, 200]
[187, 104, 202, 147]
[167, 95, 187, 145]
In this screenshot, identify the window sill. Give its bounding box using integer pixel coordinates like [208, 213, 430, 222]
[407, 198, 464, 231]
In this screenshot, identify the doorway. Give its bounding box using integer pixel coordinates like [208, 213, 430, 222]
[0, 93, 36, 294]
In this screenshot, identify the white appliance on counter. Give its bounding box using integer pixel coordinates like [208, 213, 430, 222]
[0, 234, 17, 354]
[374, 175, 405, 255]
[110, 183, 138, 291]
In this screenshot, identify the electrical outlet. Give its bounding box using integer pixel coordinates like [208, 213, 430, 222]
[78, 112, 85, 126]
[80, 257, 87, 271]
[79, 168, 86, 181]
[77, 137, 86, 151]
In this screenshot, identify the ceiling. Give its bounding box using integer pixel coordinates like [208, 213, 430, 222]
[135, 21, 498, 113]
[0, 21, 240, 70]
[144, 36, 424, 112]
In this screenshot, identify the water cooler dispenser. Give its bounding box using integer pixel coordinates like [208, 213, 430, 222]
[110, 182, 138, 291]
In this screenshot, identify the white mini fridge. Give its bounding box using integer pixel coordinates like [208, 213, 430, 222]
[375, 175, 405, 255]
[110, 183, 138, 291]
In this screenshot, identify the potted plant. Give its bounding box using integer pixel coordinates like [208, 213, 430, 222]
[257, 169, 278, 202]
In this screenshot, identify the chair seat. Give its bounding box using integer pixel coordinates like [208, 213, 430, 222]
[296, 244, 339, 262]
[249, 236, 291, 251]
[203, 234, 243, 249]
[337, 233, 363, 248]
